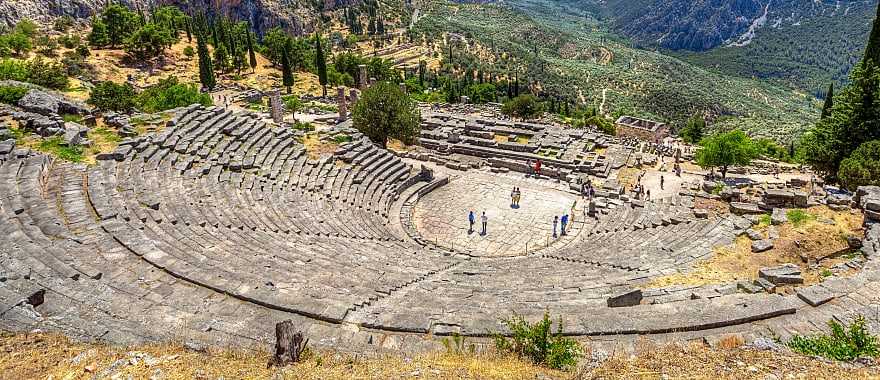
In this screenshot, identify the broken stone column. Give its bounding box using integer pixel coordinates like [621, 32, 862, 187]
[358, 65, 368, 90]
[269, 90, 284, 124]
[336, 86, 347, 122]
[399, 83, 407, 95]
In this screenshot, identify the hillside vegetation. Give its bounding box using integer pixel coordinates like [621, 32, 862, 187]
[413, 0, 819, 140]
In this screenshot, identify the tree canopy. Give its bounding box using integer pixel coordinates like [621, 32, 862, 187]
[502, 94, 543, 120]
[679, 113, 705, 144]
[695, 130, 758, 178]
[352, 81, 420, 148]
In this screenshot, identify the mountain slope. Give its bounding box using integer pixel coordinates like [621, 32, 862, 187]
[413, 0, 818, 141]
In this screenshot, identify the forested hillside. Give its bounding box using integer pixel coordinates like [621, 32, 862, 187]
[413, 0, 818, 141]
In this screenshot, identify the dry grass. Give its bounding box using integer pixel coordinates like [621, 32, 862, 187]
[647, 206, 864, 289]
[616, 167, 642, 191]
[3, 332, 879, 380]
[302, 133, 339, 160]
[585, 340, 880, 379]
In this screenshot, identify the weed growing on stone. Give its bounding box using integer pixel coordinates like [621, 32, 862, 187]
[494, 312, 582, 370]
[788, 315, 879, 361]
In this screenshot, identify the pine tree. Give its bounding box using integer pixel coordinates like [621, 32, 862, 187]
[281, 39, 295, 94]
[821, 83, 835, 119]
[196, 29, 215, 90]
[315, 33, 328, 97]
[246, 28, 257, 73]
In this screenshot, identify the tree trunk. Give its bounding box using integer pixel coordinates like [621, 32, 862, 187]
[268, 320, 308, 368]
[721, 166, 728, 179]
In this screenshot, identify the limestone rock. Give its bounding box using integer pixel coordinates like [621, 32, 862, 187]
[17, 89, 88, 116]
[751, 239, 773, 253]
[796, 285, 835, 307]
[770, 208, 787, 225]
[730, 202, 762, 215]
[758, 264, 803, 285]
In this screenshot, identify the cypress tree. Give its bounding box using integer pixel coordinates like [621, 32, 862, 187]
[820, 83, 834, 119]
[246, 28, 257, 73]
[281, 39, 295, 94]
[418, 60, 425, 88]
[196, 29, 215, 90]
[315, 33, 328, 97]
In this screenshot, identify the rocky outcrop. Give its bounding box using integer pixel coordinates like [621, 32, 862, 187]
[17, 89, 89, 117]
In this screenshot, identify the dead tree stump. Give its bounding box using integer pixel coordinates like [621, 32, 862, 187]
[268, 320, 308, 368]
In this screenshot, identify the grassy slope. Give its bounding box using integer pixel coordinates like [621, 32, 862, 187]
[413, 0, 819, 142]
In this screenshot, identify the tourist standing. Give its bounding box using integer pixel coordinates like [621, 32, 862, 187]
[481, 211, 488, 235]
[535, 160, 542, 176]
[514, 187, 521, 206]
[561, 214, 568, 236]
[660, 175, 665, 190]
[510, 187, 517, 207]
[552, 216, 559, 238]
[526, 159, 533, 176]
[468, 210, 475, 233]
[646, 189, 651, 201]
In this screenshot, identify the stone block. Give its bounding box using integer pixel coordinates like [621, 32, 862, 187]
[730, 202, 762, 215]
[771, 208, 787, 225]
[746, 229, 763, 241]
[607, 289, 642, 307]
[751, 239, 773, 253]
[796, 285, 836, 307]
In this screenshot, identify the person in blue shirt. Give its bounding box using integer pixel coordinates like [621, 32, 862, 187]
[561, 214, 569, 236]
[468, 210, 475, 233]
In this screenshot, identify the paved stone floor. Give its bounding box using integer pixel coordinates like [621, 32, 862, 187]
[412, 170, 578, 257]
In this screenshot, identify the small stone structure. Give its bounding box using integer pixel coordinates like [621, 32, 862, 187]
[336, 86, 347, 122]
[358, 65, 368, 90]
[615, 116, 669, 143]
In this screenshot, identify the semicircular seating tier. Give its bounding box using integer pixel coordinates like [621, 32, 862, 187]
[1, 105, 877, 352]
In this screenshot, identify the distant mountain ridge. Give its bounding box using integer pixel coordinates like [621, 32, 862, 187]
[601, 0, 875, 52]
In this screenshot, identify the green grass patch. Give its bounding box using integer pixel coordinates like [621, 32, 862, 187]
[788, 315, 879, 361]
[787, 209, 814, 227]
[37, 136, 83, 162]
[61, 113, 82, 123]
[494, 312, 582, 371]
[292, 121, 315, 132]
[88, 127, 121, 143]
[332, 134, 352, 144]
[757, 214, 772, 227]
[0, 85, 28, 105]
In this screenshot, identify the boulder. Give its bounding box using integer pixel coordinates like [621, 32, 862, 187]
[771, 208, 787, 225]
[751, 239, 774, 253]
[62, 122, 88, 146]
[730, 202, 762, 215]
[0, 139, 15, 155]
[746, 229, 763, 241]
[17, 89, 88, 116]
[607, 289, 642, 307]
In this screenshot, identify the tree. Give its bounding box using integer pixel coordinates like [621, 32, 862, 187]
[87, 81, 137, 111]
[281, 39, 295, 94]
[502, 94, 543, 120]
[352, 81, 420, 148]
[839, 140, 880, 191]
[100, 4, 137, 47]
[315, 33, 329, 97]
[695, 130, 758, 178]
[195, 29, 215, 90]
[6, 32, 31, 56]
[88, 19, 110, 47]
[283, 95, 302, 122]
[124, 23, 173, 60]
[679, 113, 705, 144]
[213, 44, 230, 73]
[821, 83, 835, 119]
[246, 28, 257, 73]
[136, 76, 212, 112]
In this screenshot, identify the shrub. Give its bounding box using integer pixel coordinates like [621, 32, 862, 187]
[183, 46, 195, 57]
[839, 140, 880, 191]
[0, 59, 29, 82]
[502, 94, 543, 120]
[88, 81, 137, 111]
[442, 332, 475, 355]
[0, 85, 27, 104]
[757, 214, 772, 227]
[136, 76, 211, 113]
[25, 57, 69, 89]
[293, 121, 315, 132]
[788, 315, 879, 361]
[493, 312, 582, 370]
[786, 209, 813, 227]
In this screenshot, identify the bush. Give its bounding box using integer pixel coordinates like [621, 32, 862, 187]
[183, 46, 194, 57]
[88, 81, 136, 111]
[839, 140, 880, 191]
[136, 76, 211, 113]
[0, 59, 28, 82]
[25, 57, 69, 89]
[788, 315, 879, 361]
[0, 85, 27, 104]
[493, 312, 582, 370]
[585, 115, 615, 135]
[786, 209, 814, 227]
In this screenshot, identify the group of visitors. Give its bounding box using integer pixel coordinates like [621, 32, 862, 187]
[552, 214, 570, 238]
[525, 159, 543, 177]
[468, 210, 489, 235]
[581, 180, 595, 200]
[510, 187, 522, 207]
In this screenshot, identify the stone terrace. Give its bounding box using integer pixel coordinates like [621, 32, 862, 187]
[1, 105, 880, 353]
